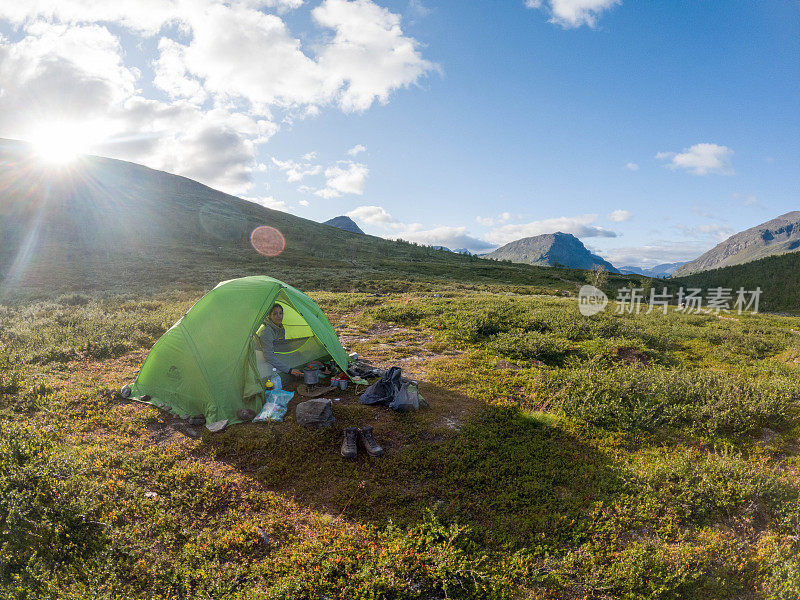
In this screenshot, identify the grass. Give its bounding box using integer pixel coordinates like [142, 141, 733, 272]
[2, 288, 800, 598]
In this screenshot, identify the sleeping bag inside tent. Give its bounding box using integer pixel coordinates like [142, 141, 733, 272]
[127, 276, 350, 425]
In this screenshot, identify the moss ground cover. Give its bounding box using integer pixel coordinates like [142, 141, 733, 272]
[2, 289, 800, 598]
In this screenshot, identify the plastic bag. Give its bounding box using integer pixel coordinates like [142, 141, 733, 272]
[359, 366, 402, 406]
[390, 382, 421, 412]
[253, 389, 294, 422]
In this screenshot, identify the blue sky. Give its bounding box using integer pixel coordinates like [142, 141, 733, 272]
[0, 1, 797, 267]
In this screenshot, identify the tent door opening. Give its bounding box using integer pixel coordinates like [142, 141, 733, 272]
[252, 289, 330, 381]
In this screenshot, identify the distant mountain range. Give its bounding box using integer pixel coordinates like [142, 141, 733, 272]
[674, 211, 800, 276]
[431, 246, 471, 255]
[619, 262, 688, 278]
[323, 215, 364, 235]
[485, 232, 619, 272]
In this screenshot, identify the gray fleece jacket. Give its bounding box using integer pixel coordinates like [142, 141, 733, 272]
[258, 321, 293, 374]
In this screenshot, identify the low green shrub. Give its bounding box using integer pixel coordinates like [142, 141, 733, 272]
[487, 329, 572, 364]
[538, 366, 799, 435]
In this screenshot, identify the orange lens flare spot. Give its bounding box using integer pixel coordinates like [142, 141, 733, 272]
[250, 225, 286, 257]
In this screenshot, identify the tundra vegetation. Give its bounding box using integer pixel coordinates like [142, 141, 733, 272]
[2, 283, 800, 599]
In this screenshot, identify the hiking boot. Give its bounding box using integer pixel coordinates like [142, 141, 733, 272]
[341, 427, 359, 460]
[359, 426, 384, 457]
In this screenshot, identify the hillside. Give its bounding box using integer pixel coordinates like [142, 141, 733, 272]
[0, 139, 610, 298]
[323, 215, 364, 235]
[486, 232, 619, 272]
[672, 250, 800, 314]
[674, 211, 800, 276]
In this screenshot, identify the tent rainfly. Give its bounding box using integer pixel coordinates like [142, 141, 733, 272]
[127, 276, 349, 425]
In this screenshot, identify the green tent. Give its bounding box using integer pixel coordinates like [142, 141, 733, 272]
[128, 276, 349, 425]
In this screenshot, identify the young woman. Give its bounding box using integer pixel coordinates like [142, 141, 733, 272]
[259, 304, 303, 382]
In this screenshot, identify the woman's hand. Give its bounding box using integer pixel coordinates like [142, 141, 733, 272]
[290, 368, 303, 377]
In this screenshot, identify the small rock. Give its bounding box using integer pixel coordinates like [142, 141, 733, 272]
[206, 419, 229, 433]
[256, 527, 271, 552]
[495, 360, 521, 370]
[173, 424, 200, 438]
[144, 491, 158, 499]
[237, 409, 256, 422]
[759, 427, 779, 441]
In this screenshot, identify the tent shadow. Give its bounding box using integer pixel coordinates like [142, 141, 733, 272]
[191, 379, 619, 549]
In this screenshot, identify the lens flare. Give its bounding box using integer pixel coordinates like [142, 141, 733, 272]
[250, 225, 286, 257]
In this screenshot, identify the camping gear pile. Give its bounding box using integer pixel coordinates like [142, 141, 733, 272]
[358, 366, 424, 412]
[122, 275, 426, 459]
[124, 276, 350, 426]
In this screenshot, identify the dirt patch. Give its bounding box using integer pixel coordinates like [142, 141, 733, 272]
[495, 359, 521, 370]
[616, 347, 649, 366]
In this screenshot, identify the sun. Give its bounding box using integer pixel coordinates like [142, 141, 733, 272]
[29, 122, 90, 165]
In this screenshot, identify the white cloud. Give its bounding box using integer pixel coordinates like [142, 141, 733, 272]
[624, 161, 639, 171]
[148, 0, 437, 113]
[0, 1, 187, 36]
[347, 204, 497, 252]
[313, 0, 438, 111]
[243, 195, 289, 211]
[525, 0, 621, 29]
[0, 1, 302, 35]
[298, 199, 310, 206]
[171, 4, 327, 111]
[608, 209, 633, 222]
[486, 214, 617, 245]
[602, 242, 711, 269]
[732, 192, 762, 208]
[0, 22, 274, 194]
[394, 225, 496, 252]
[347, 204, 397, 226]
[259, 0, 306, 13]
[0, 0, 435, 194]
[152, 37, 206, 104]
[347, 144, 367, 156]
[407, 0, 431, 19]
[316, 161, 368, 197]
[681, 223, 733, 241]
[0, 22, 136, 127]
[476, 211, 512, 227]
[698, 223, 732, 236]
[271, 156, 322, 182]
[656, 143, 734, 175]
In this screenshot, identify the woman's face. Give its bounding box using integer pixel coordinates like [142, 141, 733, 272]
[269, 305, 283, 326]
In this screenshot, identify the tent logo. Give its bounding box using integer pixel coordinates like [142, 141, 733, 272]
[166, 365, 182, 381]
[578, 285, 608, 316]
